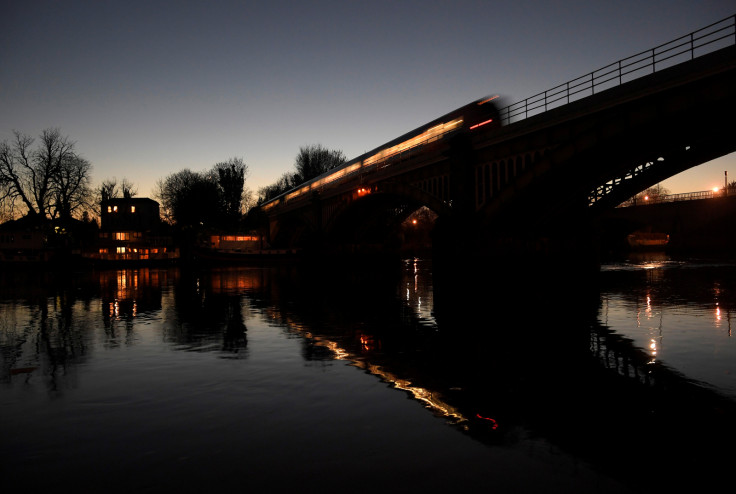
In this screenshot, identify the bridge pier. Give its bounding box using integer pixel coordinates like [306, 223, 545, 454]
[431, 214, 602, 291]
[598, 194, 736, 258]
[262, 43, 735, 274]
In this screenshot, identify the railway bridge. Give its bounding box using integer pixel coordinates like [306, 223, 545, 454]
[262, 16, 736, 262]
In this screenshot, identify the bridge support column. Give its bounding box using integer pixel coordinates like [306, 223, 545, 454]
[432, 214, 602, 286]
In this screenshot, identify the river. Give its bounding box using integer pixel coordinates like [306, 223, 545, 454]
[1, 254, 734, 493]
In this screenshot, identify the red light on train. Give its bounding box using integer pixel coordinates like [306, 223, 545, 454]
[476, 413, 499, 429]
[469, 119, 493, 130]
[477, 95, 500, 105]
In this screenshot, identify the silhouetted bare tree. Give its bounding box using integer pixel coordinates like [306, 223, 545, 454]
[214, 157, 248, 221]
[154, 157, 250, 228]
[99, 177, 138, 202]
[257, 171, 298, 204]
[51, 155, 93, 220]
[293, 144, 346, 183]
[99, 178, 118, 202]
[0, 128, 91, 220]
[154, 169, 203, 225]
[256, 145, 346, 205]
[621, 184, 672, 206]
[121, 178, 137, 199]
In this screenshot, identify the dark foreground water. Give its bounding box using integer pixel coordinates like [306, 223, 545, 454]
[1, 255, 735, 493]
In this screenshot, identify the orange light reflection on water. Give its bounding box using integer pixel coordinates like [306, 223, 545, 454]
[296, 328, 468, 426]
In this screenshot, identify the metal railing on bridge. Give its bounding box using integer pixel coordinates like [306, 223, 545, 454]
[263, 15, 735, 213]
[618, 187, 735, 207]
[498, 14, 736, 125]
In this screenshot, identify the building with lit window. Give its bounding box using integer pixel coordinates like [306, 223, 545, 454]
[207, 234, 264, 252]
[191, 231, 298, 262]
[90, 197, 179, 262]
[0, 220, 48, 262]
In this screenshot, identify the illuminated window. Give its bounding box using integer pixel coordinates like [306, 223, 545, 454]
[113, 206, 118, 212]
[131, 206, 136, 213]
[99, 248, 108, 254]
[222, 235, 258, 242]
[107, 206, 112, 213]
[114, 232, 130, 241]
[116, 247, 126, 253]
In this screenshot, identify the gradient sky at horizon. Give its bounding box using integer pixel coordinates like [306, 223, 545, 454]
[2, 0, 734, 200]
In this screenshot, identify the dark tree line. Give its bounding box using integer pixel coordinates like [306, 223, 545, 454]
[2, 128, 343, 235]
[154, 157, 248, 229]
[258, 144, 346, 204]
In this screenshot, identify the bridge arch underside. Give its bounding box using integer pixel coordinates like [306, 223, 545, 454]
[326, 186, 453, 253]
[270, 186, 449, 253]
[474, 50, 736, 247]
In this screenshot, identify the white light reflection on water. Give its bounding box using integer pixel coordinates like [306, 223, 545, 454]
[599, 254, 736, 397]
[6, 260, 736, 493]
[404, 258, 435, 327]
[1, 264, 634, 493]
[600, 250, 686, 272]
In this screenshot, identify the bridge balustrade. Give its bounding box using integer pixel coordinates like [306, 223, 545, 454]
[498, 14, 735, 125]
[264, 14, 735, 256]
[618, 188, 735, 207]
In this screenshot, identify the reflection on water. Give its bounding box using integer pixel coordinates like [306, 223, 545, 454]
[601, 250, 684, 271]
[1, 258, 735, 493]
[599, 253, 736, 395]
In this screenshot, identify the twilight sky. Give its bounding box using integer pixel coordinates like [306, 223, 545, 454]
[2, 0, 734, 200]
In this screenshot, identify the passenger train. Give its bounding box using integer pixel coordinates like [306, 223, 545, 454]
[262, 96, 501, 211]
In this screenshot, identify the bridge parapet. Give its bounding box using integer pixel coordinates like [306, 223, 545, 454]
[263, 15, 736, 257]
[618, 188, 734, 207]
[499, 14, 735, 125]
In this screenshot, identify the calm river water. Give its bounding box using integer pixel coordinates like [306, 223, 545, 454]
[1, 254, 735, 493]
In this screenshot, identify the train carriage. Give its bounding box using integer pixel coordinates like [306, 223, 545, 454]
[262, 96, 501, 211]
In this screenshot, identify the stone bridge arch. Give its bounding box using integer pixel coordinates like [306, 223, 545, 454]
[321, 182, 452, 252]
